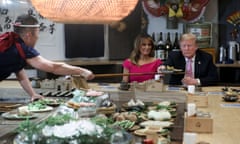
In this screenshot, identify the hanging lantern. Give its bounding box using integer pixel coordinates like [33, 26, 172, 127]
[30, 0, 138, 24]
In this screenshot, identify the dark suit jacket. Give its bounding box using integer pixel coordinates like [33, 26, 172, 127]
[164, 50, 219, 86]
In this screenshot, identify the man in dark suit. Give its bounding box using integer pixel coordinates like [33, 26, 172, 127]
[160, 33, 218, 86]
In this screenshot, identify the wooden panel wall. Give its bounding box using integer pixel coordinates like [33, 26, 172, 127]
[108, 1, 142, 60]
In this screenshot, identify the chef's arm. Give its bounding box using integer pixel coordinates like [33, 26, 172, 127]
[27, 56, 94, 80]
[15, 69, 44, 101]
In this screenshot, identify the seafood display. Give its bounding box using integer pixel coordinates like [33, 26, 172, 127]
[1, 87, 179, 143]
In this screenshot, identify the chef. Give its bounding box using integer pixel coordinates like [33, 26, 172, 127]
[0, 14, 94, 101]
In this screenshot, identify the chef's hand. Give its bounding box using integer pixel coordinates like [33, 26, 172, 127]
[31, 93, 44, 102]
[81, 69, 95, 80]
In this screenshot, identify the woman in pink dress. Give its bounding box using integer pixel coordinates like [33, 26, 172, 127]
[122, 33, 163, 83]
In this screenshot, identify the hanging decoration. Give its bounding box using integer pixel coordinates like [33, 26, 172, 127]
[142, 0, 168, 17]
[182, 0, 209, 22]
[166, 1, 182, 29]
[226, 11, 240, 41]
[227, 11, 240, 27]
[167, 2, 183, 18]
[142, 0, 210, 23]
[30, 0, 139, 24]
[109, 21, 127, 32]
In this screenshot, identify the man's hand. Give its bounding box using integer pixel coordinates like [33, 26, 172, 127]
[157, 65, 166, 72]
[157, 65, 166, 77]
[181, 76, 198, 85]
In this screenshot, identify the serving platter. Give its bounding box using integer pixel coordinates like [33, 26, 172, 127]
[0, 103, 23, 113]
[121, 101, 177, 112]
[1, 111, 37, 120]
[160, 69, 183, 74]
[134, 127, 169, 136]
[44, 98, 65, 107]
[97, 103, 117, 115]
[145, 101, 178, 108]
[121, 103, 146, 112]
[19, 106, 53, 113]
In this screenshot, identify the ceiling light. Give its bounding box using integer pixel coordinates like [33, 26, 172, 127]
[30, 0, 138, 24]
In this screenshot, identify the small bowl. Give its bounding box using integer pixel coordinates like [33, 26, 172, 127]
[119, 82, 130, 91]
[222, 95, 239, 102]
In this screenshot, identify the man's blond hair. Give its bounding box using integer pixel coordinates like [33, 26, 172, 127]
[180, 33, 197, 43]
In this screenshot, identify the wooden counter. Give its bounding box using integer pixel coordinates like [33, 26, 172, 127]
[1, 81, 240, 144]
[196, 86, 240, 144]
[89, 85, 240, 143]
[0, 81, 185, 144]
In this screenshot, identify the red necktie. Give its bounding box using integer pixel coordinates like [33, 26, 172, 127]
[186, 58, 193, 77]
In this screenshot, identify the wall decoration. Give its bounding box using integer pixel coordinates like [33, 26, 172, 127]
[141, 8, 148, 33]
[0, 0, 55, 35]
[0, 7, 12, 32]
[142, 0, 210, 23]
[0, 0, 58, 48]
[142, 0, 168, 17]
[218, 0, 240, 46]
[226, 11, 240, 41]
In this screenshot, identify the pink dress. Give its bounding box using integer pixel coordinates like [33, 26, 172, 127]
[122, 59, 162, 82]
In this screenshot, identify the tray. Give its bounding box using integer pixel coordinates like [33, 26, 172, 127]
[97, 104, 116, 114]
[0, 103, 23, 113]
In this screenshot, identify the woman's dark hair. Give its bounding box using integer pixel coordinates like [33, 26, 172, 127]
[14, 14, 39, 34]
[129, 33, 155, 65]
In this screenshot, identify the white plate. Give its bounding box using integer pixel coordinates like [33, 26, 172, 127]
[134, 127, 169, 136]
[161, 70, 174, 74]
[19, 105, 53, 112]
[139, 120, 173, 128]
[1, 112, 37, 120]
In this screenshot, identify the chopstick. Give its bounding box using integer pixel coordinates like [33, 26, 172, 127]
[94, 72, 160, 78]
[72, 71, 184, 79]
[72, 72, 162, 78]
